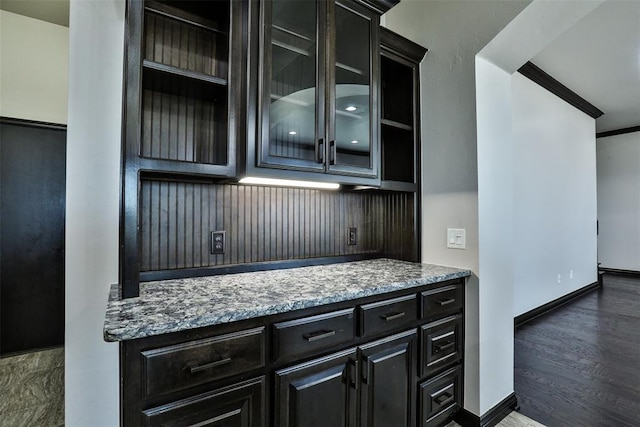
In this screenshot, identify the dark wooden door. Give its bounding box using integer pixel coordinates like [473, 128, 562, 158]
[275, 348, 357, 427]
[358, 329, 416, 427]
[0, 120, 66, 355]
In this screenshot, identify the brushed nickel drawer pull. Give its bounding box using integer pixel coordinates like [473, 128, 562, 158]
[381, 311, 406, 322]
[435, 341, 455, 352]
[437, 298, 456, 306]
[304, 330, 336, 342]
[188, 357, 232, 374]
[434, 392, 454, 406]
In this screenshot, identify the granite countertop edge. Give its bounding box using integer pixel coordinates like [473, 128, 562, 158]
[104, 259, 471, 342]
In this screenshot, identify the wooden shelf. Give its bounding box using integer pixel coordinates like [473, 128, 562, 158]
[336, 61, 364, 76]
[381, 118, 412, 131]
[143, 60, 228, 87]
[145, 0, 228, 35]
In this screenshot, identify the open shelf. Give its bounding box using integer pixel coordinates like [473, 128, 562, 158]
[144, 5, 228, 80]
[381, 56, 413, 126]
[141, 66, 228, 165]
[381, 125, 415, 185]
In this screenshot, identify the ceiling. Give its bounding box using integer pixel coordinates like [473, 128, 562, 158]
[0, 0, 69, 27]
[1, 0, 638, 133]
[532, 1, 640, 133]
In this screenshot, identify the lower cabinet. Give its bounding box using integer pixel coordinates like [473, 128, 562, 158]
[121, 279, 465, 427]
[275, 348, 357, 427]
[274, 330, 416, 427]
[419, 366, 462, 427]
[359, 330, 416, 427]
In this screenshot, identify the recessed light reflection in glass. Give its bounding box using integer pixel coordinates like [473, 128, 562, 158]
[345, 106, 357, 112]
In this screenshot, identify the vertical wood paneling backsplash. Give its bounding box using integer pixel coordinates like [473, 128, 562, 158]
[140, 180, 415, 272]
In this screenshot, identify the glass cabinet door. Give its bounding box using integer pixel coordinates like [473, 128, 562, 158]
[328, 0, 378, 177]
[259, 0, 326, 171]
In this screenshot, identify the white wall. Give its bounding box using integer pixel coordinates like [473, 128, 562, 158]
[512, 73, 597, 316]
[475, 56, 515, 414]
[597, 131, 640, 271]
[474, 0, 602, 416]
[0, 10, 68, 124]
[65, 0, 124, 425]
[383, 1, 530, 415]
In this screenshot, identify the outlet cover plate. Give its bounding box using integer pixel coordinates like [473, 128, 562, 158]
[211, 231, 226, 254]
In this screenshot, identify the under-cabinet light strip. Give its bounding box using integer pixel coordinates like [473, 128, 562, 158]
[239, 177, 340, 190]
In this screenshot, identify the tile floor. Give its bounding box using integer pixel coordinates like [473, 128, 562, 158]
[0, 347, 64, 427]
[447, 410, 546, 427]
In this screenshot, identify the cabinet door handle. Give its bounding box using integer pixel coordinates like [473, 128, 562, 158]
[434, 341, 455, 353]
[329, 140, 336, 165]
[188, 357, 232, 374]
[380, 311, 406, 322]
[304, 329, 336, 342]
[437, 298, 456, 306]
[348, 358, 359, 390]
[317, 138, 324, 163]
[433, 392, 454, 406]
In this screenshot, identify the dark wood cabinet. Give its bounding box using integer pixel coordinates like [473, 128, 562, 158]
[419, 366, 462, 427]
[121, 278, 465, 427]
[379, 27, 427, 192]
[119, 2, 424, 298]
[246, 0, 387, 185]
[124, 0, 243, 176]
[120, 0, 247, 297]
[359, 330, 416, 427]
[275, 348, 357, 427]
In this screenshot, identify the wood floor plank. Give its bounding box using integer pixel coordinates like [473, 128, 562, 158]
[515, 274, 640, 426]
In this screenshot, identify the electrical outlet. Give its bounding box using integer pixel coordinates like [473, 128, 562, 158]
[348, 227, 357, 245]
[557, 274, 561, 283]
[211, 231, 226, 254]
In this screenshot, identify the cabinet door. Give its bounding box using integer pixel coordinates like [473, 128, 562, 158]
[141, 377, 264, 427]
[258, 0, 327, 172]
[327, 0, 379, 178]
[358, 329, 416, 427]
[275, 348, 357, 427]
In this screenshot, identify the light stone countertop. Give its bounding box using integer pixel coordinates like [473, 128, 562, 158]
[103, 258, 471, 342]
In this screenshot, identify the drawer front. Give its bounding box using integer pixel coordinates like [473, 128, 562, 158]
[142, 376, 264, 427]
[141, 327, 265, 399]
[273, 308, 355, 361]
[421, 282, 463, 320]
[421, 314, 462, 377]
[359, 294, 417, 338]
[419, 365, 461, 427]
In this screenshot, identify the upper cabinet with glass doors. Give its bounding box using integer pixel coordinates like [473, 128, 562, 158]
[248, 0, 396, 185]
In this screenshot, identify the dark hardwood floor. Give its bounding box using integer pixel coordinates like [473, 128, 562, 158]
[515, 274, 640, 426]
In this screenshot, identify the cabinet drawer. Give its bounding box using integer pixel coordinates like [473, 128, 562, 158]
[141, 327, 265, 399]
[421, 282, 463, 320]
[420, 315, 462, 377]
[359, 294, 417, 338]
[273, 309, 355, 361]
[142, 376, 265, 427]
[419, 365, 461, 427]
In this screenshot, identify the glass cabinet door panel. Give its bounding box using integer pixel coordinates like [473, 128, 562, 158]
[266, 0, 321, 164]
[333, 2, 372, 170]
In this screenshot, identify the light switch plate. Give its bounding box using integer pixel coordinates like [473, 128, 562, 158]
[447, 228, 466, 249]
